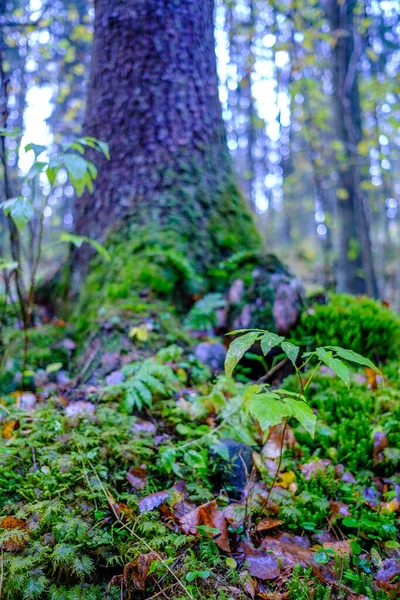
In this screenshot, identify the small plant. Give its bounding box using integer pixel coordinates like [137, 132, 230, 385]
[224, 328, 380, 440]
[0, 134, 110, 379]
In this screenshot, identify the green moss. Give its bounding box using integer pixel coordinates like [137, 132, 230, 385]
[294, 294, 400, 362]
[5, 324, 72, 373]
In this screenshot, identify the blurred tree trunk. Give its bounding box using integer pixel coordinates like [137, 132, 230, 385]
[75, 0, 258, 283]
[325, 0, 378, 297]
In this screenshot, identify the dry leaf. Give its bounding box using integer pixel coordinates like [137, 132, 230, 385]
[0, 516, 28, 552]
[256, 518, 283, 532]
[329, 501, 351, 521]
[126, 465, 147, 490]
[365, 367, 378, 389]
[2, 420, 19, 439]
[242, 542, 280, 580]
[138, 490, 169, 513]
[260, 533, 313, 568]
[300, 459, 331, 480]
[373, 431, 388, 465]
[179, 500, 230, 552]
[125, 551, 158, 590]
[374, 558, 400, 590]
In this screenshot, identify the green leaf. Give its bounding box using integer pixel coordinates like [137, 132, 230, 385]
[64, 153, 88, 181]
[327, 346, 381, 374]
[249, 392, 292, 433]
[24, 143, 46, 158]
[281, 341, 300, 365]
[1, 196, 34, 232]
[282, 397, 316, 437]
[60, 233, 111, 262]
[0, 259, 18, 270]
[224, 331, 261, 377]
[260, 331, 285, 355]
[342, 517, 358, 528]
[46, 362, 63, 374]
[316, 348, 350, 385]
[27, 161, 47, 180]
[314, 551, 329, 565]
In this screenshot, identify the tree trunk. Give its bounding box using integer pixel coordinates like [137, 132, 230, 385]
[325, 0, 378, 297]
[75, 0, 258, 286]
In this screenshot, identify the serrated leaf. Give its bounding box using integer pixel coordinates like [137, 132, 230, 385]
[282, 397, 316, 437]
[243, 384, 262, 402]
[316, 348, 350, 385]
[249, 393, 292, 434]
[327, 346, 381, 374]
[225, 331, 261, 377]
[281, 341, 300, 365]
[260, 332, 285, 355]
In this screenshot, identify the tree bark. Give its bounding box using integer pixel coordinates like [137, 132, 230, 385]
[75, 0, 258, 281]
[325, 0, 378, 297]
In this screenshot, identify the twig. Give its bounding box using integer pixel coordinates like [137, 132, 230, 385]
[256, 357, 288, 384]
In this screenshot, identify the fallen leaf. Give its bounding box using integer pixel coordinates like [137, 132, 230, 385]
[0, 516, 28, 552]
[179, 500, 230, 552]
[239, 570, 255, 598]
[373, 431, 389, 465]
[300, 459, 331, 480]
[260, 533, 314, 568]
[126, 465, 147, 490]
[375, 558, 400, 589]
[322, 540, 352, 556]
[138, 490, 169, 513]
[365, 367, 378, 389]
[242, 542, 280, 580]
[277, 471, 296, 490]
[329, 501, 351, 521]
[125, 551, 158, 590]
[2, 420, 19, 439]
[256, 518, 283, 532]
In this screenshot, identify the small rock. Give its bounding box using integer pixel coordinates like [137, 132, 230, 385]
[62, 338, 76, 351]
[16, 392, 37, 411]
[101, 351, 121, 373]
[56, 370, 71, 386]
[194, 342, 226, 371]
[106, 370, 125, 386]
[65, 401, 95, 417]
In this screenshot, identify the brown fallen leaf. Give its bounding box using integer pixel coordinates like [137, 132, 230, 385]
[242, 542, 280, 580]
[138, 490, 169, 513]
[260, 533, 313, 568]
[2, 420, 19, 439]
[329, 501, 351, 521]
[124, 551, 158, 590]
[365, 367, 378, 389]
[373, 431, 389, 465]
[256, 517, 283, 532]
[179, 500, 230, 552]
[0, 516, 28, 552]
[126, 465, 147, 490]
[374, 558, 400, 590]
[300, 459, 331, 480]
[239, 570, 255, 598]
[322, 540, 352, 556]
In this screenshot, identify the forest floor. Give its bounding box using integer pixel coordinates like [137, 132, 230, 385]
[0, 311, 400, 600]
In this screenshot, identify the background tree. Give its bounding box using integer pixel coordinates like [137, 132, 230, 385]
[75, 0, 258, 287]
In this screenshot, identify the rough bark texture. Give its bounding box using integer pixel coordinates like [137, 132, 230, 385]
[75, 0, 258, 275]
[325, 0, 378, 297]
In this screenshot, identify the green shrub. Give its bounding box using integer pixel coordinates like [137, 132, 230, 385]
[294, 294, 400, 362]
